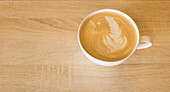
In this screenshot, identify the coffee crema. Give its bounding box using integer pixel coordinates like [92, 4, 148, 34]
[80, 12, 137, 61]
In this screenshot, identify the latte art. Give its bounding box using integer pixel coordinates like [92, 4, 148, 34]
[80, 12, 137, 61]
[103, 16, 127, 52]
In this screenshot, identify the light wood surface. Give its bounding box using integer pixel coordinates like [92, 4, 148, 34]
[0, 1, 170, 92]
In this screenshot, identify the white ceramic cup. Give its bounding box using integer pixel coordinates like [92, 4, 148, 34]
[77, 9, 152, 66]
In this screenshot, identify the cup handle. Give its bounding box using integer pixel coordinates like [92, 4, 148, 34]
[137, 36, 152, 50]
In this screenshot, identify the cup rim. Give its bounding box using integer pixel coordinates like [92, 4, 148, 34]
[77, 9, 139, 66]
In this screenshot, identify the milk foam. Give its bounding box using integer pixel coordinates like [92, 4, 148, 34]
[103, 16, 127, 52]
[89, 16, 127, 53]
[80, 12, 137, 61]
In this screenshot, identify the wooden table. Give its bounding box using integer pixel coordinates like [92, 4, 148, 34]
[0, 1, 170, 92]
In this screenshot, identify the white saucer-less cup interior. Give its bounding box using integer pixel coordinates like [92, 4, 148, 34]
[77, 9, 151, 66]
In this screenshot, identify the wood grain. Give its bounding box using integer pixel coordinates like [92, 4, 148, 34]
[0, 1, 170, 92]
[0, 64, 170, 92]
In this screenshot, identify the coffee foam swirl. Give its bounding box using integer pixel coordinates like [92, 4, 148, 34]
[80, 12, 137, 61]
[103, 16, 127, 52]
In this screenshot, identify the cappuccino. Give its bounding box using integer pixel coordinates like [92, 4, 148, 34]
[80, 12, 137, 61]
